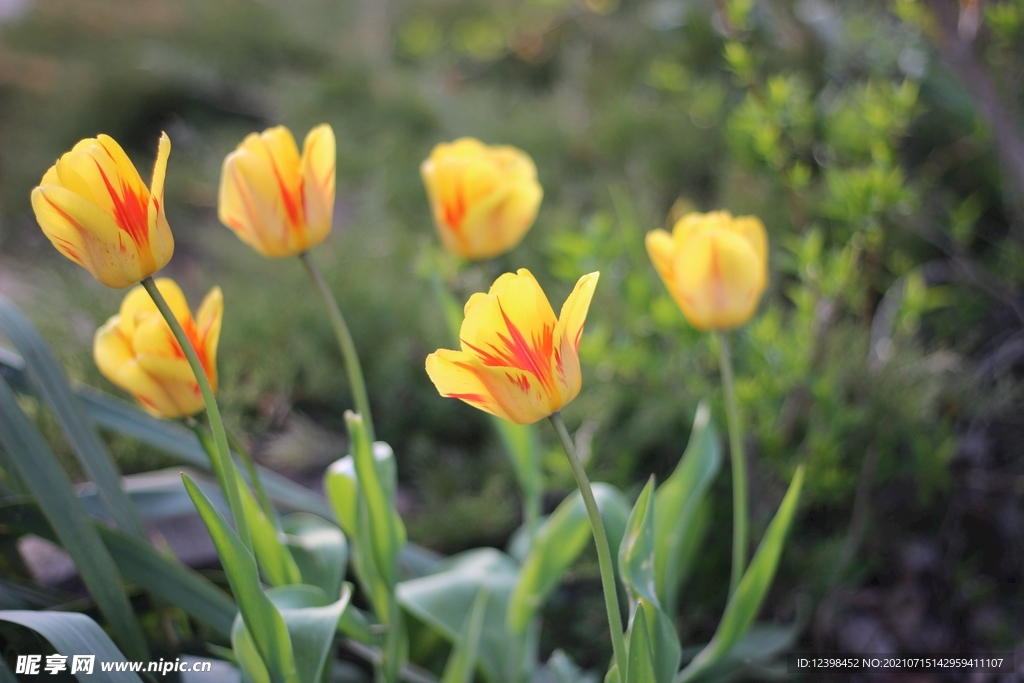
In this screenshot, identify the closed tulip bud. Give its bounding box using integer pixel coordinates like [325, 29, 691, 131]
[31, 133, 174, 289]
[426, 269, 598, 424]
[218, 124, 336, 257]
[646, 210, 768, 330]
[421, 138, 543, 260]
[94, 278, 222, 419]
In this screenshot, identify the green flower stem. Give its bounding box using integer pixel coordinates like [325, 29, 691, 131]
[141, 276, 252, 552]
[714, 331, 747, 599]
[299, 251, 375, 444]
[226, 429, 279, 531]
[549, 412, 627, 680]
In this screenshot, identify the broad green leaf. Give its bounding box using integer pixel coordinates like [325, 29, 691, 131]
[440, 586, 490, 683]
[0, 610, 142, 683]
[398, 548, 522, 683]
[0, 296, 146, 540]
[508, 483, 630, 634]
[283, 513, 348, 600]
[680, 618, 804, 682]
[183, 474, 298, 683]
[324, 456, 359, 537]
[0, 499, 236, 638]
[637, 598, 680, 683]
[337, 603, 375, 645]
[233, 615, 272, 683]
[619, 477, 659, 609]
[675, 466, 804, 683]
[625, 606, 655, 683]
[0, 377, 146, 660]
[654, 401, 721, 610]
[270, 584, 351, 683]
[346, 412, 399, 587]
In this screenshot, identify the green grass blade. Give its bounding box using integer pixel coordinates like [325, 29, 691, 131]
[619, 477, 659, 609]
[0, 377, 146, 660]
[0, 610, 143, 683]
[183, 474, 297, 683]
[654, 401, 721, 610]
[675, 466, 804, 683]
[440, 586, 490, 683]
[0, 296, 146, 539]
[507, 483, 630, 634]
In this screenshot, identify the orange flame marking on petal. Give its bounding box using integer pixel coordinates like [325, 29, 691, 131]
[443, 178, 467, 233]
[268, 155, 302, 235]
[463, 302, 555, 394]
[93, 159, 151, 253]
[162, 317, 214, 386]
[506, 372, 531, 393]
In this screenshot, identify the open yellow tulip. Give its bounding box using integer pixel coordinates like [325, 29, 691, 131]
[426, 269, 598, 424]
[646, 210, 768, 330]
[31, 133, 173, 289]
[218, 124, 336, 257]
[421, 138, 543, 260]
[94, 278, 222, 419]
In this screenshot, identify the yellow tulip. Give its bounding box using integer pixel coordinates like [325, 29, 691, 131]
[426, 268, 598, 424]
[646, 210, 768, 330]
[31, 133, 173, 289]
[421, 138, 543, 260]
[94, 278, 222, 419]
[218, 124, 336, 257]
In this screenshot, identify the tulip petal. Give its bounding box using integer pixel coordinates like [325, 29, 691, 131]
[673, 230, 764, 330]
[426, 349, 513, 422]
[196, 286, 223, 379]
[299, 124, 336, 251]
[645, 229, 675, 289]
[554, 271, 599, 354]
[94, 317, 180, 417]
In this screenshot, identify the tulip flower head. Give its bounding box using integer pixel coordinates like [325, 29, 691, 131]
[31, 133, 174, 289]
[426, 269, 598, 424]
[646, 210, 768, 331]
[218, 124, 336, 258]
[421, 138, 543, 260]
[94, 278, 222, 419]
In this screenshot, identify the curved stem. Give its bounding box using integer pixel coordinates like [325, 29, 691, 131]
[141, 277, 252, 552]
[549, 412, 627, 680]
[299, 251, 375, 444]
[714, 331, 747, 598]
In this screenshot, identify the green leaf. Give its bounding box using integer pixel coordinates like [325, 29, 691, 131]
[537, 650, 599, 683]
[0, 499, 236, 638]
[508, 483, 630, 634]
[625, 606, 655, 683]
[0, 377, 146, 660]
[637, 599, 680, 683]
[654, 401, 721, 610]
[324, 456, 359, 538]
[0, 610, 143, 683]
[398, 548, 523, 683]
[238, 470, 303, 588]
[619, 477, 659, 609]
[183, 474, 298, 683]
[74, 383, 333, 519]
[440, 586, 490, 683]
[283, 513, 348, 600]
[0, 296, 146, 540]
[270, 584, 351, 683]
[346, 412, 399, 587]
[675, 466, 804, 683]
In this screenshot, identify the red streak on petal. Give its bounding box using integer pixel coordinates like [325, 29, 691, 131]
[447, 392, 489, 404]
[506, 372, 531, 393]
[268, 154, 302, 235]
[94, 159, 150, 252]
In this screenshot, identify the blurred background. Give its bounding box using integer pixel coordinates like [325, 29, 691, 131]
[1, 0, 1023, 667]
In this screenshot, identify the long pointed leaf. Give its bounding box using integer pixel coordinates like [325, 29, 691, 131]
[654, 402, 721, 610]
[676, 466, 804, 683]
[0, 297, 146, 539]
[625, 606, 654, 683]
[183, 474, 297, 683]
[0, 377, 146, 660]
[507, 483, 630, 634]
[0, 610, 143, 683]
[619, 477, 659, 609]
